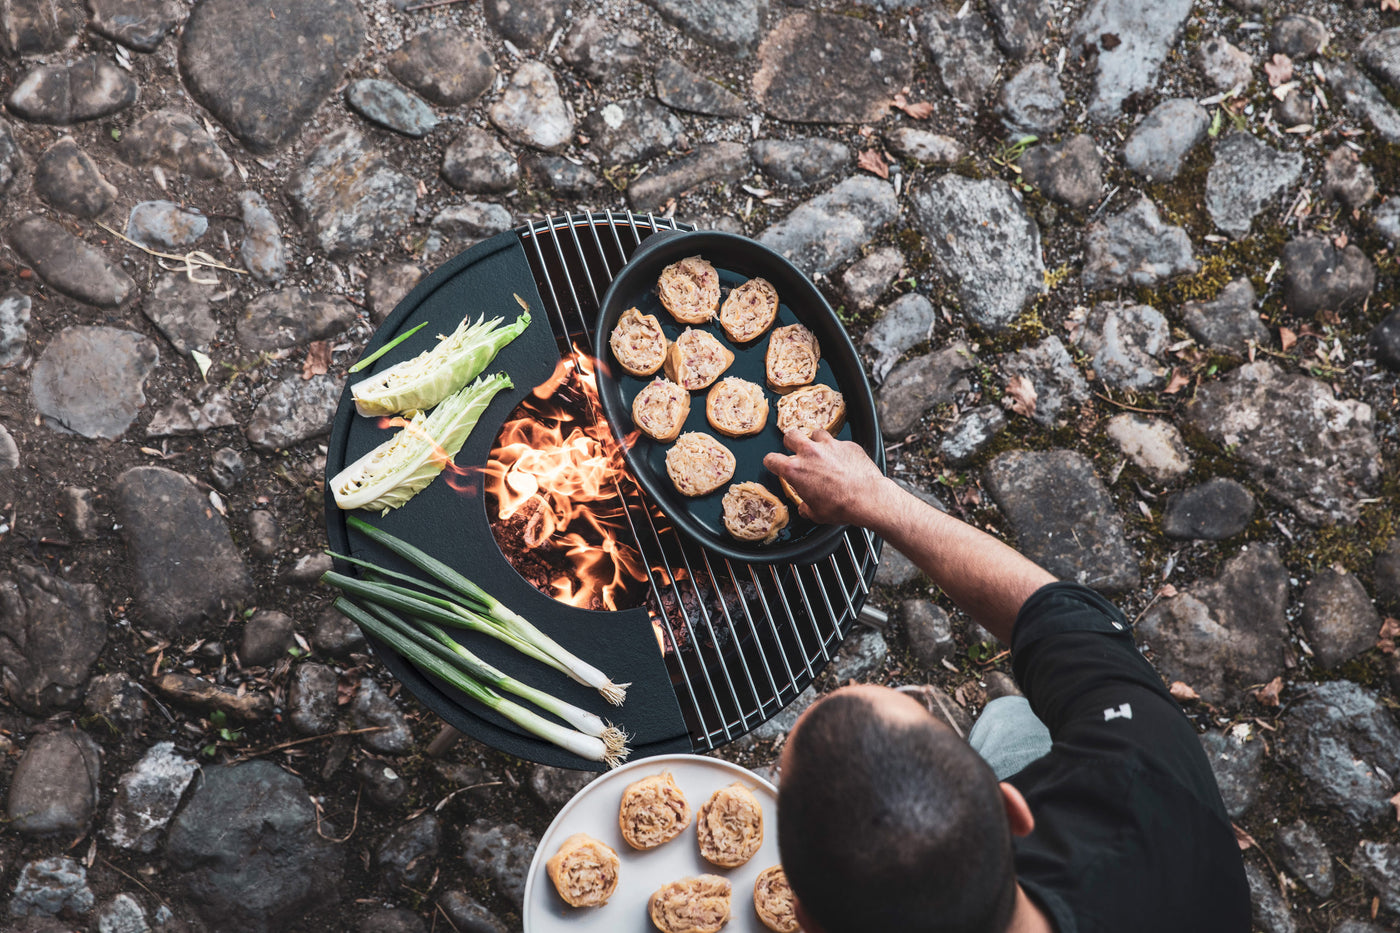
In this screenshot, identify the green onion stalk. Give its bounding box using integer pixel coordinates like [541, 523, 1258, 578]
[335, 598, 629, 767]
[339, 515, 630, 706]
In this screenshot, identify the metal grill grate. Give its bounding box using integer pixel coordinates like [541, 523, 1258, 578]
[515, 211, 883, 751]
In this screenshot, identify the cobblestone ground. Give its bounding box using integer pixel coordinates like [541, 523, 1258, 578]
[2, 1, 1400, 931]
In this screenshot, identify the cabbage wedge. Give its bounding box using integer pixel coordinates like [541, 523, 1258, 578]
[352, 309, 530, 416]
[332, 373, 513, 514]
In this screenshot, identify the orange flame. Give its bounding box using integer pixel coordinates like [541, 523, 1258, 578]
[483, 353, 649, 612]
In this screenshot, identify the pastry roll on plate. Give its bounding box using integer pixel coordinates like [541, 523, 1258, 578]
[706, 377, 769, 438]
[666, 432, 737, 497]
[658, 256, 720, 324]
[765, 323, 820, 393]
[633, 378, 691, 442]
[545, 833, 620, 908]
[696, 782, 764, 868]
[776, 384, 845, 437]
[664, 328, 734, 391]
[722, 483, 789, 544]
[753, 865, 801, 933]
[719, 277, 779, 342]
[610, 307, 668, 377]
[649, 875, 732, 933]
[619, 771, 692, 850]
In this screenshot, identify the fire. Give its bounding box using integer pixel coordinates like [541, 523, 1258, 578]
[483, 353, 650, 612]
[375, 416, 480, 495]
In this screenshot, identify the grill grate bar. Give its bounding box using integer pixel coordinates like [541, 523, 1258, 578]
[515, 212, 881, 751]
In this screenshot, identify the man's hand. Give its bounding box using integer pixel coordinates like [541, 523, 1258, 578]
[762, 429, 892, 526]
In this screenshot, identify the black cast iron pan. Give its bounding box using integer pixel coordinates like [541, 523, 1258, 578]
[593, 230, 883, 566]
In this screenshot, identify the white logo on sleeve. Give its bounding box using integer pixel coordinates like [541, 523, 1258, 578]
[1103, 703, 1133, 721]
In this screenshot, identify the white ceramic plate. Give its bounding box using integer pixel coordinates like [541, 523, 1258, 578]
[523, 754, 782, 932]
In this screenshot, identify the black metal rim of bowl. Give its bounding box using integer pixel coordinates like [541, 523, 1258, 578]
[592, 229, 883, 566]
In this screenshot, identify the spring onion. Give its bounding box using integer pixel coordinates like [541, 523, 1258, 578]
[351, 306, 531, 416]
[334, 598, 629, 767]
[348, 321, 430, 374]
[331, 372, 512, 514]
[343, 514, 631, 705]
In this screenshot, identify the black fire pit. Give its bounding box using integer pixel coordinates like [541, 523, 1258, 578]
[325, 212, 883, 770]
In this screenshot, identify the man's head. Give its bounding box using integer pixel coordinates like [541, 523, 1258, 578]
[778, 685, 1020, 933]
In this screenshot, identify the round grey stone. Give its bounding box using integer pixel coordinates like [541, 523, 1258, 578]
[841, 247, 903, 312]
[235, 288, 356, 353]
[1083, 197, 1197, 290]
[84, 673, 147, 730]
[179, 0, 363, 153]
[345, 79, 438, 137]
[0, 289, 32, 366]
[654, 58, 744, 118]
[247, 509, 279, 561]
[34, 137, 116, 219]
[0, 564, 106, 713]
[352, 678, 414, 755]
[441, 127, 518, 193]
[488, 61, 574, 153]
[208, 447, 246, 492]
[119, 109, 233, 181]
[387, 29, 494, 107]
[755, 12, 915, 123]
[104, 742, 198, 853]
[829, 627, 889, 683]
[1282, 236, 1377, 316]
[584, 98, 684, 166]
[58, 486, 97, 540]
[289, 663, 339, 736]
[375, 814, 441, 890]
[1198, 727, 1263, 819]
[437, 892, 509, 933]
[521, 153, 601, 198]
[1321, 145, 1376, 210]
[627, 141, 749, 211]
[287, 128, 417, 257]
[883, 127, 964, 165]
[1274, 87, 1313, 128]
[241, 610, 295, 667]
[7, 730, 102, 835]
[750, 137, 850, 189]
[561, 13, 645, 82]
[89, 0, 182, 52]
[238, 190, 286, 284]
[6, 56, 139, 124]
[1071, 0, 1193, 120]
[127, 200, 208, 249]
[1122, 99, 1209, 182]
[1196, 36, 1252, 91]
[901, 600, 956, 668]
[1352, 841, 1400, 916]
[459, 820, 538, 908]
[647, 0, 768, 55]
[1205, 132, 1304, 238]
[484, 0, 558, 49]
[1276, 820, 1333, 898]
[1162, 478, 1255, 540]
[356, 757, 408, 809]
[1279, 681, 1400, 825]
[1245, 862, 1296, 933]
[1074, 302, 1169, 391]
[0, 118, 23, 193]
[314, 605, 366, 656]
[9, 215, 135, 307]
[922, 6, 1003, 109]
[1182, 278, 1267, 354]
[1, 0, 83, 55]
[0, 421, 18, 471]
[939, 405, 1007, 465]
[1002, 336, 1090, 428]
[32, 326, 158, 438]
[10, 857, 95, 918]
[1270, 14, 1328, 59]
[528, 765, 597, 810]
[95, 893, 150, 933]
[877, 342, 976, 439]
[1299, 569, 1381, 670]
[862, 288, 936, 384]
[999, 61, 1065, 135]
[1020, 134, 1103, 212]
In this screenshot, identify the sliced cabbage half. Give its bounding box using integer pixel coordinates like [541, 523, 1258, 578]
[351, 309, 530, 417]
[332, 372, 513, 514]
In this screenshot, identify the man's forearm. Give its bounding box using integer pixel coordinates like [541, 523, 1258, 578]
[863, 479, 1056, 646]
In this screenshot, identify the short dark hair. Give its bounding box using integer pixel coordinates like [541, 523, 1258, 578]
[778, 692, 1017, 933]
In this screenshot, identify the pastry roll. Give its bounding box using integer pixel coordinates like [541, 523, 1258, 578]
[633, 378, 691, 442]
[696, 782, 764, 868]
[666, 432, 737, 497]
[664, 328, 734, 391]
[776, 384, 846, 437]
[649, 875, 732, 933]
[619, 771, 692, 850]
[722, 483, 790, 545]
[753, 866, 801, 933]
[610, 307, 668, 377]
[765, 323, 820, 393]
[705, 377, 770, 438]
[658, 256, 721, 324]
[719, 277, 779, 343]
[545, 833, 620, 908]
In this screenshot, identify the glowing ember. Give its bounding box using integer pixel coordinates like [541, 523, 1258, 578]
[483, 353, 650, 612]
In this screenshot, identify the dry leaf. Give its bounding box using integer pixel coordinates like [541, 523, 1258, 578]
[1233, 823, 1257, 851]
[1162, 368, 1191, 395]
[1390, 790, 1400, 822]
[891, 92, 935, 119]
[1378, 617, 1400, 654]
[1334, 232, 1348, 250]
[1157, 583, 1179, 599]
[1264, 53, 1294, 87]
[858, 148, 889, 179]
[1278, 326, 1297, 352]
[1252, 676, 1284, 707]
[302, 340, 332, 380]
[1169, 681, 1200, 702]
[1003, 374, 1038, 418]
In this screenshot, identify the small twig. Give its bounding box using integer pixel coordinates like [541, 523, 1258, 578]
[433, 780, 505, 813]
[95, 221, 248, 280]
[100, 857, 169, 908]
[314, 785, 361, 843]
[1091, 392, 1168, 415]
[228, 725, 386, 762]
[404, 0, 467, 10]
[426, 723, 463, 758]
[434, 901, 463, 933]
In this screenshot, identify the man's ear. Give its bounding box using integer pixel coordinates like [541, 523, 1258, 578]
[1000, 782, 1035, 838]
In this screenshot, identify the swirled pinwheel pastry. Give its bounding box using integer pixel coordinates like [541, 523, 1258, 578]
[775, 384, 845, 438]
[753, 865, 801, 933]
[633, 378, 691, 442]
[696, 782, 764, 868]
[619, 771, 692, 850]
[658, 256, 721, 324]
[721, 483, 790, 545]
[705, 377, 770, 438]
[664, 328, 734, 391]
[649, 875, 732, 933]
[610, 307, 668, 377]
[545, 833, 620, 908]
[719, 277, 779, 343]
[765, 323, 820, 394]
[666, 432, 737, 497]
